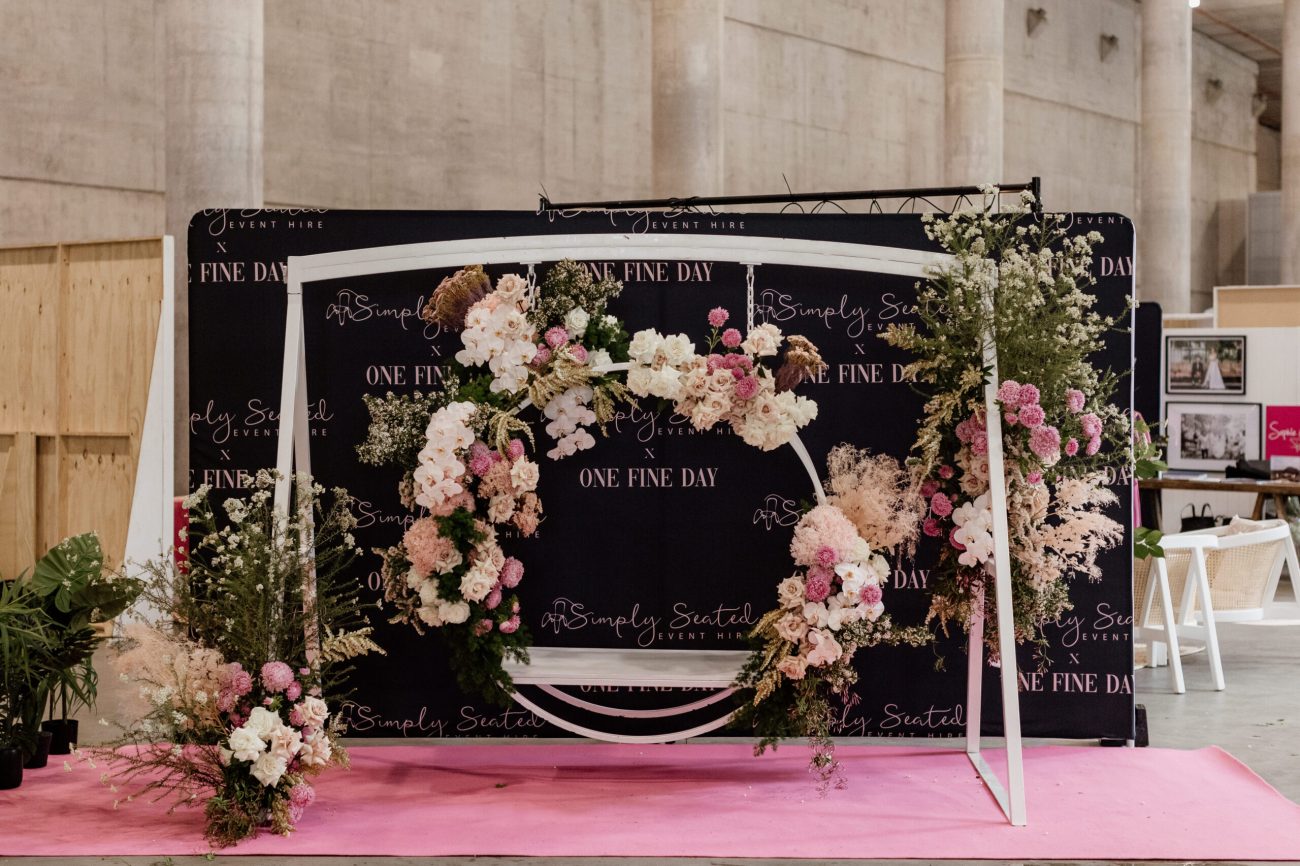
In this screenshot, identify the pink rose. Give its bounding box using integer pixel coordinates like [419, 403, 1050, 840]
[1065, 437, 1079, 457]
[804, 570, 831, 602]
[721, 328, 742, 349]
[1066, 389, 1086, 413]
[1017, 383, 1041, 405]
[860, 583, 883, 607]
[499, 615, 521, 634]
[544, 327, 569, 348]
[923, 518, 942, 537]
[708, 307, 729, 328]
[1017, 403, 1045, 428]
[930, 492, 954, 518]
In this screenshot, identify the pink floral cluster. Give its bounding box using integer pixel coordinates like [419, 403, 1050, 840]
[531, 325, 590, 367]
[771, 505, 889, 683]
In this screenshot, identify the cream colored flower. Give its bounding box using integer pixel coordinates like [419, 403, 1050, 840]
[250, 752, 288, 787]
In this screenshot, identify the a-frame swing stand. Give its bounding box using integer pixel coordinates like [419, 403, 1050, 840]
[273, 231, 1028, 826]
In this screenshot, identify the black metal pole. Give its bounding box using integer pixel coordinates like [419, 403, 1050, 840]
[538, 179, 1044, 214]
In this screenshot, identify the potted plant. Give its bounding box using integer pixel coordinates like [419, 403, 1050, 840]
[0, 579, 54, 788]
[26, 533, 142, 754]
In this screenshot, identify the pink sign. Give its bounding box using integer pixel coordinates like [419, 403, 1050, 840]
[1265, 406, 1300, 458]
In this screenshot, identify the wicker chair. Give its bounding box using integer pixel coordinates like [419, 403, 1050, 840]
[1134, 519, 1299, 692]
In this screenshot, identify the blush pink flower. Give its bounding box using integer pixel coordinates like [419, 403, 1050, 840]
[938, 465, 954, 480]
[1065, 437, 1080, 457]
[532, 345, 552, 366]
[404, 518, 461, 577]
[261, 661, 295, 694]
[289, 706, 305, 727]
[1018, 383, 1041, 405]
[286, 681, 302, 702]
[708, 307, 729, 328]
[1080, 412, 1103, 438]
[923, 518, 942, 537]
[508, 439, 526, 460]
[996, 380, 1022, 407]
[499, 615, 521, 634]
[485, 587, 502, 610]
[569, 344, 588, 363]
[860, 583, 883, 606]
[1086, 436, 1102, 456]
[1029, 425, 1062, 461]
[220, 663, 254, 697]
[1017, 403, 1045, 428]
[1026, 470, 1043, 485]
[815, 546, 838, 568]
[499, 557, 524, 588]
[289, 782, 315, 809]
[734, 376, 759, 400]
[920, 479, 939, 499]
[971, 432, 989, 456]
[949, 525, 966, 551]
[721, 328, 742, 349]
[544, 327, 569, 348]
[804, 570, 831, 602]
[474, 619, 493, 636]
[930, 492, 954, 518]
[1065, 388, 1086, 413]
[1004, 412, 1018, 426]
[469, 453, 493, 476]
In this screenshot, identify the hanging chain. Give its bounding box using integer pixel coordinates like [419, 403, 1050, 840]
[525, 262, 538, 308]
[745, 263, 756, 333]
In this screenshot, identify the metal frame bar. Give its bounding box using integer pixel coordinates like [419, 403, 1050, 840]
[272, 230, 1028, 825]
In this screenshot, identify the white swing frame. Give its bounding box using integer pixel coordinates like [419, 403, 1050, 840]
[272, 231, 1028, 826]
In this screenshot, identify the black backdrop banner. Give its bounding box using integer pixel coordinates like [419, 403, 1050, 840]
[189, 209, 1135, 741]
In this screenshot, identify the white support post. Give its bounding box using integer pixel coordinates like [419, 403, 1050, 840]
[274, 259, 305, 513]
[964, 267, 1028, 826]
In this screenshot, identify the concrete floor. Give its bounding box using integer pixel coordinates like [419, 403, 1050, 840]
[5, 583, 1298, 866]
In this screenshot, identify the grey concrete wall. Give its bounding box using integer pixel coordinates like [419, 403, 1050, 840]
[0, 0, 166, 244]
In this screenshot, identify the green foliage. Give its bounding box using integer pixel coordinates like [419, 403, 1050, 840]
[527, 258, 623, 331]
[0, 579, 54, 749]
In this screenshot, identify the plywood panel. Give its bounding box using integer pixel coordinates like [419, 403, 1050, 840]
[0, 245, 60, 433]
[59, 435, 134, 569]
[1215, 286, 1300, 328]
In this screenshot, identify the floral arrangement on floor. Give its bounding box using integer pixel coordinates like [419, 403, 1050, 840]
[357, 260, 825, 702]
[735, 446, 932, 787]
[95, 472, 384, 847]
[882, 188, 1129, 661]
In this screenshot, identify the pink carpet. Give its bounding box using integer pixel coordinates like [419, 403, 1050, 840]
[3, 743, 1299, 859]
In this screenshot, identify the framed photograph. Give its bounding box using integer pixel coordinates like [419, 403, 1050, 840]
[1166, 402, 1261, 471]
[1165, 335, 1246, 395]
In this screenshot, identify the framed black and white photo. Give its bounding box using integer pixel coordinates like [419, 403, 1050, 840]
[1165, 335, 1246, 395]
[1166, 402, 1261, 471]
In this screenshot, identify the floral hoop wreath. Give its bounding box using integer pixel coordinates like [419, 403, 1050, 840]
[357, 260, 916, 711]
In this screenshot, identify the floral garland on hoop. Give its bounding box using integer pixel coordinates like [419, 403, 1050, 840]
[357, 260, 829, 703]
[882, 188, 1129, 661]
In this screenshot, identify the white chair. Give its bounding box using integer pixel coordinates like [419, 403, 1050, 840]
[1135, 518, 1299, 692]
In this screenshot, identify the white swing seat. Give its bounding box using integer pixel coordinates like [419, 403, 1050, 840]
[503, 646, 747, 688]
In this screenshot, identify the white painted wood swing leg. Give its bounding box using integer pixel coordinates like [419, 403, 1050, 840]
[1155, 558, 1185, 694]
[964, 271, 1028, 827]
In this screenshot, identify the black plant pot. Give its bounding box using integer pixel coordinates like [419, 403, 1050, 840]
[24, 730, 53, 769]
[0, 747, 22, 789]
[42, 719, 78, 755]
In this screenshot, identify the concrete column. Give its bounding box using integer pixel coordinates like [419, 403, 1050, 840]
[1139, 0, 1192, 312]
[1282, 0, 1300, 284]
[651, 0, 723, 197]
[944, 0, 1004, 186]
[165, 0, 264, 492]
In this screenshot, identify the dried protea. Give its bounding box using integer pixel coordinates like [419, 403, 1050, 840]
[774, 335, 827, 392]
[422, 264, 491, 330]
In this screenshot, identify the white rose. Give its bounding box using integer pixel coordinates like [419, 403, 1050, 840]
[661, 334, 695, 367]
[776, 576, 805, 609]
[417, 580, 441, 607]
[460, 564, 497, 602]
[628, 330, 664, 364]
[296, 696, 330, 729]
[417, 604, 444, 627]
[588, 349, 612, 370]
[775, 612, 809, 643]
[495, 273, 529, 304]
[227, 726, 266, 763]
[250, 752, 288, 788]
[510, 458, 540, 492]
[439, 600, 471, 624]
[244, 706, 279, 739]
[487, 495, 516, 524]
[742, 323, 782, 357]
[564, 307, 590, 336]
